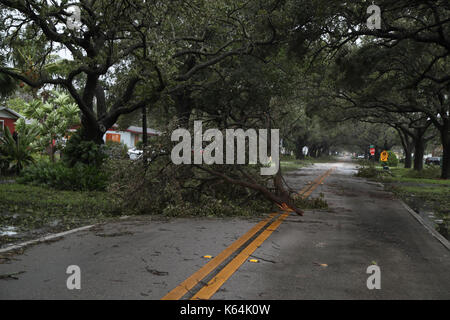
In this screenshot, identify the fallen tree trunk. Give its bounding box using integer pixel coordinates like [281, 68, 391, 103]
[194, 165, 304, 215]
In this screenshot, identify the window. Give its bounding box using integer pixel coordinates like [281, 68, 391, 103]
[0, 120, 4, 136]
[106, 133, 121, 143]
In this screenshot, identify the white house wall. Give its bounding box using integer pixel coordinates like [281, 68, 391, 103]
[121, 132, 133, 147]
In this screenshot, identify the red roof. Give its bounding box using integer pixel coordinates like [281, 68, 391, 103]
[108, 125, 160, 136]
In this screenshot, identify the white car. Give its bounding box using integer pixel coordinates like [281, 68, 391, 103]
[127, 148, 143, 160]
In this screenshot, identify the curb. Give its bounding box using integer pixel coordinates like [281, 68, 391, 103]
[0, 225, 95, 254]
[400, 201, 450, 251]
[374, 180, 449, 251]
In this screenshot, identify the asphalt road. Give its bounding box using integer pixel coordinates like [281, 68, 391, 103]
[1, 161, 449, 299]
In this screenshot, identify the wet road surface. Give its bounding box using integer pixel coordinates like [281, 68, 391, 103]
[1, 162, 449, 299]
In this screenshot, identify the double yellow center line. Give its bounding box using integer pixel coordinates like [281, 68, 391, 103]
[161, 167, 335, 300]
[299, 168, 334, 199]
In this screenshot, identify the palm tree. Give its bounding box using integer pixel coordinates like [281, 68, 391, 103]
[0, 126, 38, 174]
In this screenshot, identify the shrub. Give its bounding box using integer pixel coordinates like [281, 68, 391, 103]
[355, 161, 391, 179]
[107, 157, 272, 217]
[135, 141, 144, 150]
[382, 151, 398, 167]
[103, 140, 129, 159]
[0, 157, 9, 176]
[356, 165, 381, 178]
[294, 192, 328, 209]
[357, 159, 373, 167]
[18, 160, 108, 191]
[0, 126, 39, 174]
[62, 130, 107, 167]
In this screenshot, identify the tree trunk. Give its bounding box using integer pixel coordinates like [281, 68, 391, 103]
[323, 145, 330, 157]
[294, 137, 305, 159]
[295, 146, 305, 159]
[80, 117, 105, 144]
[404, 138, 415, 169]
[273, 170, 292, 203]
[383, 139, 389, 150]
[403, 140, 414, 169]
[196, 165, 304, 216]
[310, 145, 318, 158]
[317, 146, 323, 158]
[308, 145, 315, 158]
[404, 151, 412, 168]
[413, 137, 425, 171]
[396, 127, 414, 169]
[51, 145, 55, 163]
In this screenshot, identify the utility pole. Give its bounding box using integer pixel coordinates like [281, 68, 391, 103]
[142, 104, 148, 164]
[141, 31, 148, 165]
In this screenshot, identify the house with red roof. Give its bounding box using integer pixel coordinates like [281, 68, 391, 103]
[0, 107, 22, 134]
[103, 125, 160, 148]
[1, 106, 158, 150]
[67, 124, 161, 148]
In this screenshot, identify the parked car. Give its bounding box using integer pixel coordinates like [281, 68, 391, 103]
[127, 147, 143, 160]
[425, 157, 441, 166]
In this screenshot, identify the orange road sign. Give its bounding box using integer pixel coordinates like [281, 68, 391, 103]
[380, 150, 389, 162]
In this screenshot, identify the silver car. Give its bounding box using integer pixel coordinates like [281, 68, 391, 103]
[127, 148, 143, 160]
